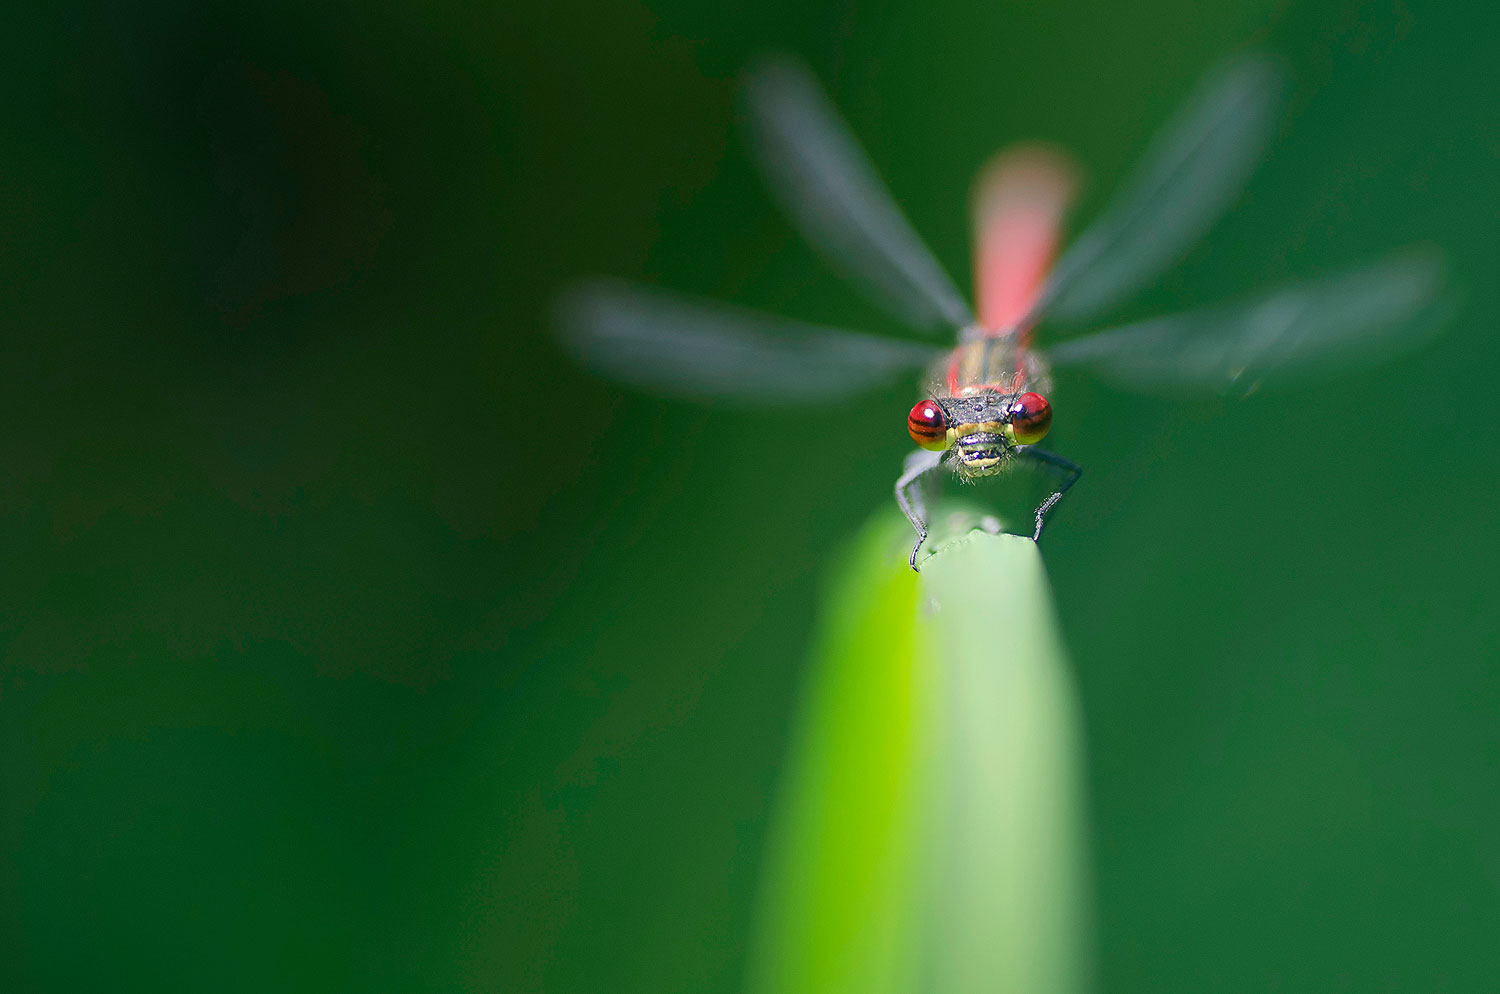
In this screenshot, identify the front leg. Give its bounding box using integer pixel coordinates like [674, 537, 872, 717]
[895, 448, 945, 571]
[1017, 446, 1082, 541]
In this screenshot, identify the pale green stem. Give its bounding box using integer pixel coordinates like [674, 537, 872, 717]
[746, 512, 1092, 994]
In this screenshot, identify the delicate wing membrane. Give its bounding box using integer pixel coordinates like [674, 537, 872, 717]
[556, 279, 943, 403]
[1045, 250, 1448, 392]
[1028, 53, 1286, 328]
[742, 55, 974, 332]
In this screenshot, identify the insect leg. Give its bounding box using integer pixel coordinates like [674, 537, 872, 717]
[895, 448, 945, 571]
[1017, 447, 1082, 541]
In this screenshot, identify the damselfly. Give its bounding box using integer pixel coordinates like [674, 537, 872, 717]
[558, 53, 1446, 569]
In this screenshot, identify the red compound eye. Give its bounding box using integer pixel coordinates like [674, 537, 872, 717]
[907, 399, 949, 451]
[1008, 392, 1052, 445]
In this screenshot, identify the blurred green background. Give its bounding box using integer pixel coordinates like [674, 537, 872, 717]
[2, 0, 1498, 989]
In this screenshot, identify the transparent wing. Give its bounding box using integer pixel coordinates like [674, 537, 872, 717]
[555, 278, 944, 404]
[1027, 53, 1286, 328]
[742, 55, 974, 333]
[1045, 250, 1449, 393]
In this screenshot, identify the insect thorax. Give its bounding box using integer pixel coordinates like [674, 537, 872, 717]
[923, 334, 1052, 400]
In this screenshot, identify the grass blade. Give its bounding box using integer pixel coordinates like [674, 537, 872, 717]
[747, 513, 1091, 994]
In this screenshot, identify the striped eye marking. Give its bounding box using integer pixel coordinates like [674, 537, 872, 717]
[907, 399, 950, 451]
[1007, 392, 1052, 445]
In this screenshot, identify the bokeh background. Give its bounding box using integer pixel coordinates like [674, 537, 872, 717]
[2, 0, 1498, 989]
